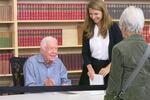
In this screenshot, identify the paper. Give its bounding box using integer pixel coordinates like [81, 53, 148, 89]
[90, 74, 104, 85]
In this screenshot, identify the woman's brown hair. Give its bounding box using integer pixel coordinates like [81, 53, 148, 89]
[84, 0, 112, 38]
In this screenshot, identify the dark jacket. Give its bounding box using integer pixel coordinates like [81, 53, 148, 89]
[105, 34, 150, 100]
[82, 22, 123, 67]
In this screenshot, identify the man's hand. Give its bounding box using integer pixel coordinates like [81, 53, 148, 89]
[44, 78, 55, 86]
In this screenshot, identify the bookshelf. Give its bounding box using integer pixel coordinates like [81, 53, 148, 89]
[0, 0, 14, 86]
[0, 0, 150, 86]
[0, 0, 87, 86]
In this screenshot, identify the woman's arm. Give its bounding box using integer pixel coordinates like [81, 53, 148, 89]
[82, 31, 92, 67]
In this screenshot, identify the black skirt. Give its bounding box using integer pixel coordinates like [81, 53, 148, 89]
[79, 57, 110, 88]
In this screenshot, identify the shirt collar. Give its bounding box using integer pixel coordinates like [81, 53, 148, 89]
[37, 53, 45, 63]
[126, 34, 145, 42]
[37, 53, 58, 64]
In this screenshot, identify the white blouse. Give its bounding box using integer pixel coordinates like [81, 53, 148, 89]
[89, 25, 109, 60]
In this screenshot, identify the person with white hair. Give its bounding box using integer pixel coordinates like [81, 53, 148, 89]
[23, 36, 71, 86]
[104, 6, 150, 100]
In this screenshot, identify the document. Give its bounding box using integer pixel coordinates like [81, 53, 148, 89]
[90, 74, 104, 85]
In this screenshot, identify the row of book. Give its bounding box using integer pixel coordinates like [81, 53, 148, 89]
[68, 73, 81, 85]
[17, 3, 87, 20]
[0, 53, 13, 74]
[0, 32, 12, 47]
[1, 2, 150, 21]
[0, 53, 83, 74]
[20, 53, 83, 71]
[18, 29, 62, 46]
[143, 25, 150, 43]
[0, 52, 81, 85]
[0, 6, 12, 21]
[106, 3, 150, 19]
[59, 53, 83, 71]
[17, 3, 150, 20]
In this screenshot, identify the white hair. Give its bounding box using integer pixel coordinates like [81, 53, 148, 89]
[40, 36, 57, 49]
[119, 6, 144, 33]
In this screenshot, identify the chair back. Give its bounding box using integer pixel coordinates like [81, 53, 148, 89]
[9, 57, 28, 86]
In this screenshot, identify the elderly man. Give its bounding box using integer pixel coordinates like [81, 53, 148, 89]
[105, 6, 150, 100]
[23, 36, 71, 86]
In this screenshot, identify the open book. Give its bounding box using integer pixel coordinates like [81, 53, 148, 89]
[90, 74, 104, 85]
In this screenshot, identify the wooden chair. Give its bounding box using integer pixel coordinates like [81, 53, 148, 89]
[9, 57, 28, 86]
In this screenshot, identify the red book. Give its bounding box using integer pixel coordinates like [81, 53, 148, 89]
[0, 54, 2, 74]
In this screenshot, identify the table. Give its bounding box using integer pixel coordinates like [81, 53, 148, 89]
[0, 90, 105, 100]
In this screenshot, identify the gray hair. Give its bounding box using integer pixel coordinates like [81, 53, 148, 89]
[119, 6, 144, 33]
[40, 36, 57, 49]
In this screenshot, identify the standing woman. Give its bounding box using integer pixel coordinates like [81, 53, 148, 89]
[79, 0, 123, 87]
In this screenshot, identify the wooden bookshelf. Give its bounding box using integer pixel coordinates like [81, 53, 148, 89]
[0, 0, 15, 85]
[18, 20, 84, 23]
[0, 0, 150, 86]
[0, 0, 86, 82]
[68, 70, 82, 74]
[0, 48, 14, 50]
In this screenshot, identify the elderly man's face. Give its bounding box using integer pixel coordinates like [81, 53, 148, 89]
[41, 41, 58, 63]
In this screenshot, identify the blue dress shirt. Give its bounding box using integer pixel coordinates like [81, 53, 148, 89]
[23, 53, 71, 86]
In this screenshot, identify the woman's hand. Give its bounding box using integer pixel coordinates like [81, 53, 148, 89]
[87, 64, 95, 80]
[99, 63, 111, 77]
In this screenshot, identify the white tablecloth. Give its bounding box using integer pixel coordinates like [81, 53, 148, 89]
[0, 90, 105, 100]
